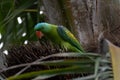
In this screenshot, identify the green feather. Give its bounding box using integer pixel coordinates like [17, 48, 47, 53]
[34, 23, 85, 53]
[57, 26, 85, 52]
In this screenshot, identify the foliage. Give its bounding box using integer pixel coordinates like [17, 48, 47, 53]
[0, 0, 44, 49]
[0, 52, 112, 80]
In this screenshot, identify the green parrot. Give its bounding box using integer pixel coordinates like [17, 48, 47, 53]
[34, 22, 85, 53]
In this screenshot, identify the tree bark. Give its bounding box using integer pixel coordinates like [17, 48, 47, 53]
[42, 0, 120, 52]
[70, 0, 98, 51]
[98, 0, 120, 45]
[42, 0, 64, 25]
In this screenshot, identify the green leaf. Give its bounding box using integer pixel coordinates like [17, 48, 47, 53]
[1, 0, 37, 26]
[7, 66, 94, 80]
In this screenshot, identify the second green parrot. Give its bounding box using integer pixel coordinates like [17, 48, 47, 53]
[34, 22, 85, 53]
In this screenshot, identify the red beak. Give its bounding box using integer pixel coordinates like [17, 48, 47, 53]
[36, 31, 44, 39]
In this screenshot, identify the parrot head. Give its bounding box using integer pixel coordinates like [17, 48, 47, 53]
[34, 22, 51, 33]
[34, 22, 51, 38]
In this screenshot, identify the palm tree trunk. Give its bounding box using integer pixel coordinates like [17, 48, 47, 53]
[42, 0, 120, 52]
[70, 0, 98, 51]
[42, 0, 65, 25]
[99, 0, 120, 43]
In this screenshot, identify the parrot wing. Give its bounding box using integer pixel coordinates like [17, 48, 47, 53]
[57, 26, 84, 52]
